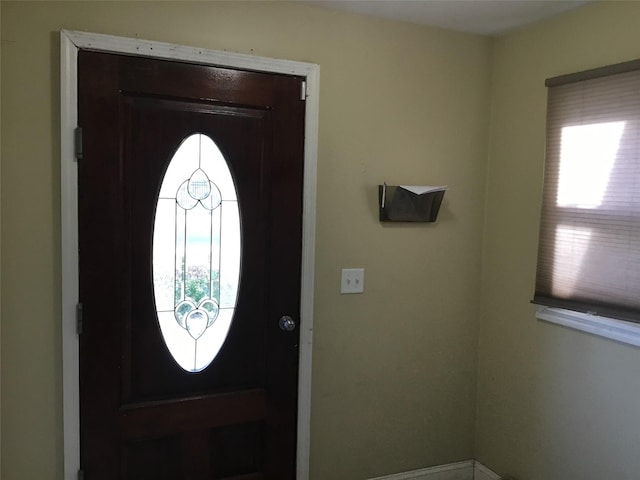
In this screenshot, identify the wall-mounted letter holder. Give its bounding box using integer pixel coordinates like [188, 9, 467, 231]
[379, 184, 447, 222]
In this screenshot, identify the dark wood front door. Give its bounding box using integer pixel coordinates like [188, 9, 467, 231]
[78, 51, 305, 479]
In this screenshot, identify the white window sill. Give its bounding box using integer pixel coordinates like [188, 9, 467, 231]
[535, 305, 640, 348]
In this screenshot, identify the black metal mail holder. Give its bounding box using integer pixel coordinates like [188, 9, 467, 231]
[378, 184, 446, 222]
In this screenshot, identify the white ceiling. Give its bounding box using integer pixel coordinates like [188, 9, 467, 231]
[304, 0, 590, 36]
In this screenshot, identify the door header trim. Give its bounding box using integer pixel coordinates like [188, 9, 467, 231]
[60, 29, 318, 480]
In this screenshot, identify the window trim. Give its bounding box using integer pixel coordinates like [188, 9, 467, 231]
[545, 58, 640, 87]
[535, 305, 640, 348]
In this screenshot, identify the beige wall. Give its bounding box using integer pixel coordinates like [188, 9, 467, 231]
[0, 2, 492, 479]
[0, 3, 3, 471]
[476, 2, 640, 479]
[6, 2, 640, 480]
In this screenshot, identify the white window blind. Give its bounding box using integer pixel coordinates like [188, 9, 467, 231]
[534, 61, 640, 323]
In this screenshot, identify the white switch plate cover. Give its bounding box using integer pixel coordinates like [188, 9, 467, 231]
[341, 268, 364, 294]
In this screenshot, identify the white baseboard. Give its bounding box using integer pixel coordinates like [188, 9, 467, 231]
[368, 460, 499, 480]
[473, 461, 501, 480]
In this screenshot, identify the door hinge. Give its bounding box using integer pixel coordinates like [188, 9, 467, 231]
[78, 469, 85, 480]
[76, 302, 83, 335]
[75, 127, 83, 160]
[300, 80, 307, 101]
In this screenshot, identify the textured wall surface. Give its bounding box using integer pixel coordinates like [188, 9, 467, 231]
[476, 2, 640, 479]
[0, 2, 492, 479]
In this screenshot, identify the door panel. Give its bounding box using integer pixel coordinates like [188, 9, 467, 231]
[78, 51, 304, 479]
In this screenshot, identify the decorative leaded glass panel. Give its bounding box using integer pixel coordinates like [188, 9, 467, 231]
[152, 133, 240, 372]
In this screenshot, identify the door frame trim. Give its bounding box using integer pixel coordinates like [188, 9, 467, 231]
[60, 29, 318, 480]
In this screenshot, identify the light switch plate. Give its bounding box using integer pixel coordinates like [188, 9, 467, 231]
[341, 268, 364, 294]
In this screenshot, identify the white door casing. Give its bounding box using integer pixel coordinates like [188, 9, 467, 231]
[60, 29, 318, 480]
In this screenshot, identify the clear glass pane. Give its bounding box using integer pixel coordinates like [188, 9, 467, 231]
[157, 310, 194, 369]
[200, 135, 237, 200]
[175, 207, 186, 304]
[159, 135, 199, 198]
[184, 203, 212, 304]
[152, 133, 241, 373]
[220, 201, 240, 308]
[210, 209, 221, 301]
[152, 199, 176, 312]
[194, 308, 233, 371]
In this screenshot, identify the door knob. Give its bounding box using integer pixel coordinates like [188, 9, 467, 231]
[279, 316, 296, 332]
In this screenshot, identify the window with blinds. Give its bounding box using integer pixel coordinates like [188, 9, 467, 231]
[533, 60, 640, 323]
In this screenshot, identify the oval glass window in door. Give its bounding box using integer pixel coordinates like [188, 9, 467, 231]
[152, 133, 240, 372]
